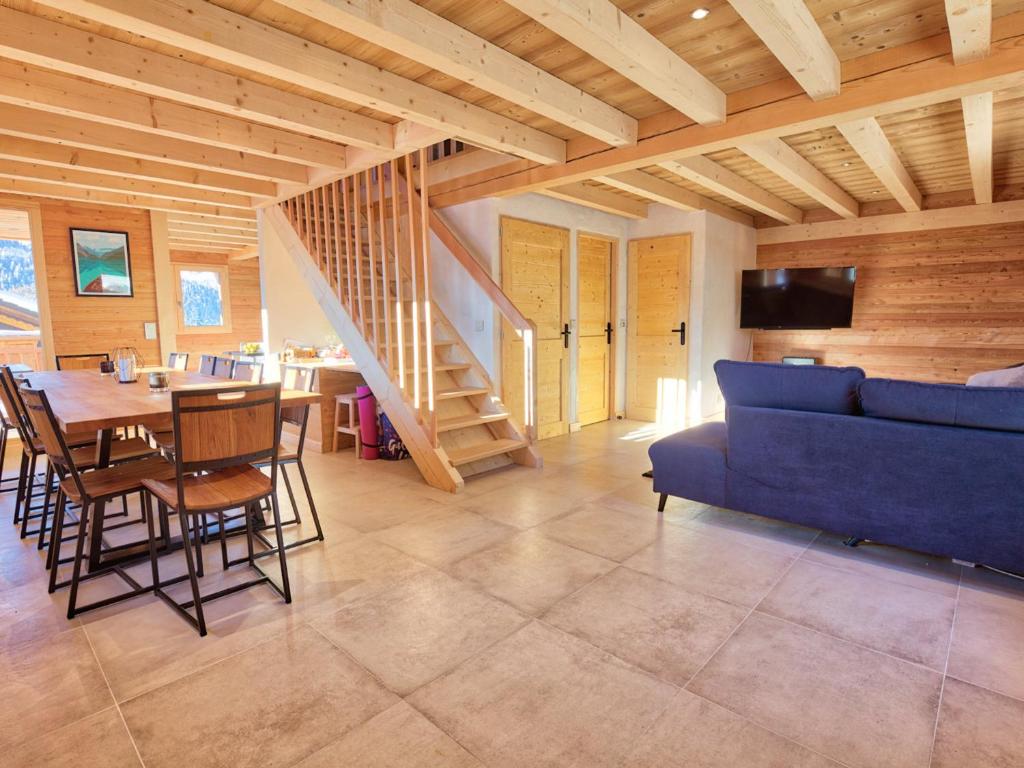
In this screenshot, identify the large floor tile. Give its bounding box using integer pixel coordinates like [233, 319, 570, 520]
[371, 508, 515, 569]
[544, 567, 747, 685]
[294, 701, 481, 767]
[538, 501, 663, 562]
[624, 525, 796, 607]
[759, 559, 956, 669]
[449, 530, 615, 615]
[678, 506, 820, 557]
[408, 621, 675, 768]
[932, 678, 1024, 768]
[0, 576, 80, 651]
[324, 486, 447, 532]
[0, 626, 113, 749]
[313, 569, 527, 695]
[4, 707, 141, 768]
[623, 690, 840, 767]
[459, 484, 585, 529]
[688, 613, 942, 768]
[121, 625, 396, 768]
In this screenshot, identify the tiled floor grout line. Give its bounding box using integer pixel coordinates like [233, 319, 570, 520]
[927, 569, 963, 767]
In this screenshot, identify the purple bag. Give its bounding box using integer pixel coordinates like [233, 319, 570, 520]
[378, 410, 409, 461]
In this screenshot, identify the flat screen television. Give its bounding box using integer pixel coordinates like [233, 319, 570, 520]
[740, 267, 856, 329]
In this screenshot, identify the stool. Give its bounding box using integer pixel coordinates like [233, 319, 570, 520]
[333, 392, 362, 457]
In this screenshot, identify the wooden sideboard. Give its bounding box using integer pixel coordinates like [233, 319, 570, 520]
[280, 360, 365, 452]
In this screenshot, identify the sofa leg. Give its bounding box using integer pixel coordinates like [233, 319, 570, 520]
[657, 493, 667, 513]
[642, 470, 653, 479]
[843, 536, 862, 548]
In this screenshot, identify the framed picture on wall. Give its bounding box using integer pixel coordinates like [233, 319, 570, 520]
[69, 227, 133, 297]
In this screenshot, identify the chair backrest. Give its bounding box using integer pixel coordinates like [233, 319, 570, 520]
[171, 383, 281, 475]
[280, 366, 316, 443]
[167, 352, 190, 371]
[0, 366, 33, 442]
[231, 361, 263, 384]
[213, 356, 235, 379]
[18, 386, 90, 501]
[56, 353, 109, 371]
[199, 354, 217, 375]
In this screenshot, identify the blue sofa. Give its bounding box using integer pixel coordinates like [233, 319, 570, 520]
[649, 360, 1024, 573]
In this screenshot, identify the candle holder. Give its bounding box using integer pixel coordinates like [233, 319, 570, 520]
[148, 371, 170, 392]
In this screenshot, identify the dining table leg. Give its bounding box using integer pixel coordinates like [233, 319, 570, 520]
[87, 428, 114, 572]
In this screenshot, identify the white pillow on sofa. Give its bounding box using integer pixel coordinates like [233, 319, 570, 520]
[966, 364, 1024, 388]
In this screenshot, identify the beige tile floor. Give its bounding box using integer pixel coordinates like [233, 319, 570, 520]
[2, 419, 1023, 767]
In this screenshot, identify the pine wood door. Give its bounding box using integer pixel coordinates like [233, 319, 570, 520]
[627, 234, 691, 424]
[500, 217, 570, 440]
[577, 233, 613, 426]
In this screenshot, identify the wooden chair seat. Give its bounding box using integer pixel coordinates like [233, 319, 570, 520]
[60, 456, 176, 503]
[28, 431, 95, 454]
[68, 437, 157, 469]
[143, 465, 272, 512]
[149, 430, 174, 450]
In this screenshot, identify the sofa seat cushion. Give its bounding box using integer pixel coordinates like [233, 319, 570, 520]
[648, 421, 727, 507]
[859, 378, 1024, 433]
[715, 360, 866, 415]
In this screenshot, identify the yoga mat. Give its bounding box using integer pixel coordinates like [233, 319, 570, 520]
[356, 385, 379, 460]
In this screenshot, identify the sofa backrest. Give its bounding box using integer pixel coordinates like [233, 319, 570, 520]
[714, 360, 865, 415]
[858, 378, 1024, 433]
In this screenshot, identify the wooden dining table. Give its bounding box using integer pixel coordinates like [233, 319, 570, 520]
[23, 369, 319, 571]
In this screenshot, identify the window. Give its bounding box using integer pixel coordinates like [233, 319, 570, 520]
[174, 263, 232, 334]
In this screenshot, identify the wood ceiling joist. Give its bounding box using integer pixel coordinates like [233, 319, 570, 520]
[0, 160, 256, 209]
[167, 240, 242, 253]
[273, 0, 637, 147]
[38, 0, 566, 165]
[0, 6, 393, 152]
[0, 136, 277, 199]
[0, 104, 305, 185]
[597, 170, 754, 226]
[502, 0, 725, 125]
[961, 92, 994, 204]
[738, 138, 859, 219]
[836, 118, 923, 212]
[539, 183, 649, 219]
[167, 223, 259, 240]
[167, 213, 260, 232]
[167, 232, 257, 247]
[0, 178, 258, 220]
[945, 0, 992, 64]
[658, 157, 802, 224]
[0, 61, 348, 171]
[727, 0, 840, 100]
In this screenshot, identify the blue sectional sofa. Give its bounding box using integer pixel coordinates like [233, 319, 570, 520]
[648, 360, 1024, 573]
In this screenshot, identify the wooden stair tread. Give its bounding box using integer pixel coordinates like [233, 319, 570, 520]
[436, 412, 509, 432]
[446, 438, 526, 466]
[436, 385, 489, 400]
[405, 362, 471, 373]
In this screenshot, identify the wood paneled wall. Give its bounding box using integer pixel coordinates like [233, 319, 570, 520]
[169, 250, 262, 370]
[40, 200, 161, 365]
[753, 222, 1024, 383]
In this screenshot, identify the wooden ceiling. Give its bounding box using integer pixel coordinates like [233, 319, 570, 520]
[0, 0, 1021, 235]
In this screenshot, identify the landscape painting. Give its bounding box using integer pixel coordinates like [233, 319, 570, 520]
[70, 228, 133, 297]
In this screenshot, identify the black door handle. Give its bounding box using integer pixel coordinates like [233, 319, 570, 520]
[605, 322, 613, 345]
[671, 322, 686, 345]
[561, 323, 571, 349]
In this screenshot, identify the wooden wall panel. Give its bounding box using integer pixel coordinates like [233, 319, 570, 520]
[169, 250, 262, 369]
[753, 222, 1024, 383]
[40, 199, 161, 365]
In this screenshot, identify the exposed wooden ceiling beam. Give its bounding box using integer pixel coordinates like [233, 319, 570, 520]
[961, 91, 993, 204]
[167, 223, 259, 240]
[0, 159, 256, 209]
[229, 247, 259, 261]
[659, 157, 802, 224]
[167, 213, 259, 232]
[945, 0, 992, 64]
[836, 118, 922, 212]
[728, 0, 840, 100]
[0, 135, 277, 198]
[38, 0, 566, 164]
[0, 177, 258, 220]
[598, 170, 754, 226]
[502, 0, 725, 125]
[168, 240, 241, 253]
[738, 138, 859, 218]
[539, 183, 649, 219]
[0, 61, 347, 170]
[0, 104, 307, 184]
[167, 232, 257, 247]
[0, 6, 395, 153]
[274, 0, 637, 147]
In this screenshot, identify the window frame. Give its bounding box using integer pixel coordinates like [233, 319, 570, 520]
[173, 262, 233, 335]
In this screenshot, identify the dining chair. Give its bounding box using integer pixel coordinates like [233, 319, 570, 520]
[167, 352, 190, 371]
[55, 353, 109, 371]
[230, 361, 263, 384]
[142, 383, 291, 636]
[213, 356, 236, 379]
[199, 354, 217, 375]
[0, 397, 19, 494]
[18, 386, 178, 611]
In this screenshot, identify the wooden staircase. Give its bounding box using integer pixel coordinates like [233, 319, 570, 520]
[267, 151, 541, 492]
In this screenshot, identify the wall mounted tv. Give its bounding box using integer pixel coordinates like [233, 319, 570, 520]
[740, 267, 857, 330]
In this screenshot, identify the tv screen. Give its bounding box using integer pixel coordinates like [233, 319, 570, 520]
[741, 267, 856, 329]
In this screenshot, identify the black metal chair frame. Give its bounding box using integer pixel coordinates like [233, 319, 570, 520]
[198, 354, 217, 376]
[212, 356, 236, 378]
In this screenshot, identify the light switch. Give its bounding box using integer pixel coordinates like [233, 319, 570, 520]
[144, 322, 157, 340]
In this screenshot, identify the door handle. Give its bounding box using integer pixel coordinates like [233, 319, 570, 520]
[671, 322, 686, 345]
[561, 323, 571, 349]
[605, 322, 613, 345]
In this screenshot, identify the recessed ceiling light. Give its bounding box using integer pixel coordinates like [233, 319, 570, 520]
[690, 8, 710, 20]
[841, 161, 851, 167]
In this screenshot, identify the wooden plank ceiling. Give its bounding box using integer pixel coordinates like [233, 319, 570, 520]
[0, 0, 1022, 238]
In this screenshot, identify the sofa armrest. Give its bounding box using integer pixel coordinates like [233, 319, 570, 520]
[648, 422, 727, 507]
